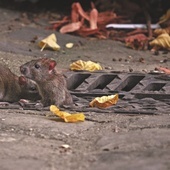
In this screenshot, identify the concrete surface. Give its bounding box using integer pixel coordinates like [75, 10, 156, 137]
[0, 7, 170, 170]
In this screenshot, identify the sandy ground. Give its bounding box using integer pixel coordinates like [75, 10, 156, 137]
[0, 7, 170, 170]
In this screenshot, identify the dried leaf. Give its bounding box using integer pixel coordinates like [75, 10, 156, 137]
[70, 60, 102, 71]
[150, 33, 170, 49]
[64, 113, 85, 123]
[156, 67, 170, 74]
[76, 28, 99, 37]
[159, 9, 170, 24]
[60, 22, 82, 34]
[125, 34, 148, 50]
[97, 11, 117, 26]
[50, 105, 85, 123]
[90, 8, 98, 29]
[154, 27, 170, 36]
[89, 94, 119, 109]
[38, 33, 60, 51]
[72, 2, 90, 21]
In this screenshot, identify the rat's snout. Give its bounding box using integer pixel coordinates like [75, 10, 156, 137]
[20, 65, 27, 75]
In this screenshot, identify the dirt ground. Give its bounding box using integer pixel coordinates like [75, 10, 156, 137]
[0, 6, 170, 170]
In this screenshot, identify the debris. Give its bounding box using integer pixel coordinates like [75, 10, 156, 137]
[149, 33, 170, 50]
[155, 67, 170, 74]
[38, 33, 60, 51]
[50, 2, 118, 39]
[70, 60, 102, 72]
[65, 43, 74, 49]
[125, 33, 148, 50]
[89, 94, 119, 109]
[154, 27, 170, 36]
[158, 9, 170, 25]
[50, 105, 85, 123]
[60, 21, 82, 34]
[60, 144, 70, 149]
[106, 24, 160, 29]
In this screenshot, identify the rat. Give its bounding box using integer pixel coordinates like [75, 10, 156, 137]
[0, 63, 41, 103]
[20, 58, 73, 107]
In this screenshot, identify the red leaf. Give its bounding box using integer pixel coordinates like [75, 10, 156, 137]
[156, 67, 170, 74]
[72, 2, 89, 21]
[90, 8, 98, 29]
[60, 22, 82, 34]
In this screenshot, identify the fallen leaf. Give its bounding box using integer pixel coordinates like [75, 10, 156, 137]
[70, 60, 102, 71]
[64, 113, 85, 123]
[60, 21, 82, 34]
[149, 33, 170, 49]
[159, 9, 170, 24]
[125, 33, 148, 50]
[50, 105, 85, 123]
[90, 8, 98, 29]
[154, 27, 170, 36]
[89, 94, 119, 109]
[38, 33, 60, 51]
[71, 2, 90, 21]
[156, 67, 170, 74]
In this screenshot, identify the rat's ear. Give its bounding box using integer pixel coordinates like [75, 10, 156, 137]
[49, 60, 56, 71]
[18, 76, 26, 86]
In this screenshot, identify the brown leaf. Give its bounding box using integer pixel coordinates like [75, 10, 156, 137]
[49, 16, 69, 30]
[89, 94, 119, 109]
[71, 3, 80, 22]
[90, 8, 98, 29]
[97, 11, 117, 26]
[72, 2, 89, 21]
[156, 67, 170, 74]
[125, 33, 148, 50]
[60, 21, 82, 34]
[76, 27, 99, 37]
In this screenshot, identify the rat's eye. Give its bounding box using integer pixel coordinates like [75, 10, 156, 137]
[30, 86, 36, 91]
[35, 63, 40, 69]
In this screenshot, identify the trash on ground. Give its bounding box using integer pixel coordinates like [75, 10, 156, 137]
[106, 24, 160, 29]
[158, 9, 170, 25]
[50, 105, 85, 123]
[70, 60, 102, 71]
[155, 67, 170, 74]
[49, 2, 119, 39]
[89, 94, 119, 109]
[150, 33, 170, 50]
[48, 2, 170, 52]
[38, 33, 60, 51]
[125, 33, 148, 50]
[65, 43, 74, 48]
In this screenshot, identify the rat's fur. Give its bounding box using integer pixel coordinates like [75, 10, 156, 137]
[0, 64, 40, 102]
[20, 58, 73, 107]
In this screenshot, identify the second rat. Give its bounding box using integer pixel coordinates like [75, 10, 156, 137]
[0, 63, 40, 103]
[20, 58, 73, 107]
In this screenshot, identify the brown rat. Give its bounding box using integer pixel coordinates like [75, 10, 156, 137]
[20, 58, 73, 107]
[0, 63, 41, 103]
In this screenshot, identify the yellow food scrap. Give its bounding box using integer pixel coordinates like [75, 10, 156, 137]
[50, 105, 85, 123]
[38, 33, 60, 51]
[89, 94, 119, 109]
[66, 43, 74, 48]
[70, 60, 102, 71]
[150, 33, 170, 49]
